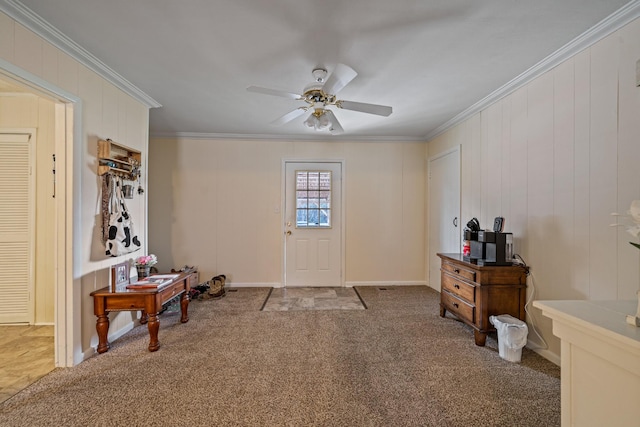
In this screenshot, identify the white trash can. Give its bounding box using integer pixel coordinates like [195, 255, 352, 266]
[489, 314, 528, 362]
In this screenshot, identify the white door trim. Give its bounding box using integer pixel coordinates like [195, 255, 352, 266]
[281, 159, 346, 288]
[1, 58, 81, 367]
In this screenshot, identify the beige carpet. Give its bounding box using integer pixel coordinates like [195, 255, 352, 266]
[0, 286, 560, 426]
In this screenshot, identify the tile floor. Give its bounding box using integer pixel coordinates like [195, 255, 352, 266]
[0, 325, 55, 403]
[261, 287, 366, 311]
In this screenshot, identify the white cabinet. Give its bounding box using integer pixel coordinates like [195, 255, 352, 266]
[534, 300, 640, 427]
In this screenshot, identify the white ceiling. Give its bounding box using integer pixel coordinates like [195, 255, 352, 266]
[8, 0, 635, 140]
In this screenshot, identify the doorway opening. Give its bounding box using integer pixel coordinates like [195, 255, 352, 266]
[0, 62, 77, 371]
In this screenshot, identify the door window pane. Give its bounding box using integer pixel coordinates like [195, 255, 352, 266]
[295, 171, 331, 228]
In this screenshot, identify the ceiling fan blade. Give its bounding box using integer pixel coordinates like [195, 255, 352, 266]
[323, 110, 344, 135]
[271, 107, 307, 126]
[247, 85, 302, 100]
[322, 64, 357, 95]
[337, 100, 393, 117]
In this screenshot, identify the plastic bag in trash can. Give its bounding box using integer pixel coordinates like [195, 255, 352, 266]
[490, 314, 528, 362]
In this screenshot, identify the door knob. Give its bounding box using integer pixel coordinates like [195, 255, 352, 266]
[286, 230, 292, 236]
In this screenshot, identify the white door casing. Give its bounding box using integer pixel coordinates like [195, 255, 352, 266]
[284, 161, 343, 287]
[0, 130, 36, 324]
[1, 60, 79, 367]
[428, 147, 461, 292]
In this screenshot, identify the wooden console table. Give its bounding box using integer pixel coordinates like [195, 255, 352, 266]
[438, 253, 528, 346]
[90, 272, 191, 353]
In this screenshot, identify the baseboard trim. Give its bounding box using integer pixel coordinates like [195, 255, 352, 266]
[528, 345, 560, 366]
[346, 281, 427, 287]
[226, 281, 427, 288]
[227, 282, 282, 288]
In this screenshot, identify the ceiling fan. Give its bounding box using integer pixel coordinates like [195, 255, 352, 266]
[247, 64, 392, 134]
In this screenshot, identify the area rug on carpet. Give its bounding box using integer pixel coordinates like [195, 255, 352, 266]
[261, 287, 367, 311]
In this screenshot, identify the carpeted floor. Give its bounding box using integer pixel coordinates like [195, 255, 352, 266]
[0, 286, 560, 426]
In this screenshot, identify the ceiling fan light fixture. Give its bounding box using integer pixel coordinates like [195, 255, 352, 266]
[247, 63, 392, 133]
[317, 111, 331, 130]
[303, 109, 332, 131]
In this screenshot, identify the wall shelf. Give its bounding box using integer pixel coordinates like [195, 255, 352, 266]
[97, 139, 141, 180]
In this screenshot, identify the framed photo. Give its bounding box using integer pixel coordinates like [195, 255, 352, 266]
[111, 262, 130, 292]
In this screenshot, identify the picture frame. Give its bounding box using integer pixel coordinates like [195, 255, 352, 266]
[111, 262, 130, 292]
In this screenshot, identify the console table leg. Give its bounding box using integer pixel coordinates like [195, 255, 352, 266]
[474, 330, 487, 346]
[96, 314, 110, 354]
[180, 293, 190, 323]
[147, 313, 160, 352]
[139, 310, 148, 324]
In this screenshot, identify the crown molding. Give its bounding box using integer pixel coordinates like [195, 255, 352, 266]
[424, 0, 640, 142]
[0, 0, 161, 108]
[150, 131, 426, 143]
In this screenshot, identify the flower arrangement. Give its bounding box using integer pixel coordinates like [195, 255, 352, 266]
[612, 200, 640, 327]
[611, 200, 640, 250]
[135, 254, 158, 267]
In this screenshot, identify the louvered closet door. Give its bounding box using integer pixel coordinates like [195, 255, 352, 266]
[0, 133, 34, 324]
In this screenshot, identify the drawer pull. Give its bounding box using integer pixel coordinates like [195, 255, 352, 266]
[454, 284, 460, 289]
[453, 302, 459, 308]
[454, 268, 460, 274]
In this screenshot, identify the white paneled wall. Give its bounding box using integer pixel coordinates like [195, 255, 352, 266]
[427, 17, 640, 360]
[148, 138, 426, 287]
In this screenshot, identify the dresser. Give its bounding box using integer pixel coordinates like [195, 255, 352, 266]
[437, 253, 528, 346]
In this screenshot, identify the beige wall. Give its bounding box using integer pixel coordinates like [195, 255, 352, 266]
[427, 17, 640, 362]
[0, 93, 56, 324]
[148, 138, 426, 286]
[0, 11, 150, 362]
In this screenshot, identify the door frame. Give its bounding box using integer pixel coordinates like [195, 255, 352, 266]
[1, 58, 81, 367]
[281, 159, 346, 288]
[427, 146, 461, 292]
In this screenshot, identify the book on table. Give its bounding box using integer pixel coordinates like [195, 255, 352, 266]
[126, 274, 180, 290]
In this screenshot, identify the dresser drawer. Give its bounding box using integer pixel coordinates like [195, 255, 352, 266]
[441, 273, 475, 303]
[159, 281, 186, 305]
[441, 291, 475, 324]
[441, 261, 476, 282]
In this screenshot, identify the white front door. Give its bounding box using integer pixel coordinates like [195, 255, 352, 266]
[428, 148, 461, 292]
[284, 161, 342, 287]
